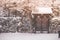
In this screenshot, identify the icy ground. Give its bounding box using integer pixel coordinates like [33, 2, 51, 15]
[0, 33, 59, 40]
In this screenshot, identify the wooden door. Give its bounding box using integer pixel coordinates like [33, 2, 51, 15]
[41, 15, 49, 33]
[33, 14, 50, 33]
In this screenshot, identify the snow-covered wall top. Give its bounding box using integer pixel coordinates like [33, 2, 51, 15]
[32, 7, 52, 14]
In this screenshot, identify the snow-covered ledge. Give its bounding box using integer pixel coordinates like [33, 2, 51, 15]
[32, 7, 52, 14]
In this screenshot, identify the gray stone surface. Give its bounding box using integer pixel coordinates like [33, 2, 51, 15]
[0, 7, 33, 33]
[0, 17, 22, 33]
[49, 17, 60, 33]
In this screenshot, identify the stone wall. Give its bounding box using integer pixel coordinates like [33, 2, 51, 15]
[0, 0, 60, 33]
[0, 6, 33, 33]
[0, 17, 22, 33]
[49, 17, 60, 33]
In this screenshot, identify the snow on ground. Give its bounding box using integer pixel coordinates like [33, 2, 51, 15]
[0, 33, 59, 40]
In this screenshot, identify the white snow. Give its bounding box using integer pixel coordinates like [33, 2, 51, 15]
[32, 7, 52, 14]
[0, 33, 59, 40]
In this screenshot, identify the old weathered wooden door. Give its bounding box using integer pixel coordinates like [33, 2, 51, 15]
[41, 15, 49, 33]
[33, 14, 49, 33]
